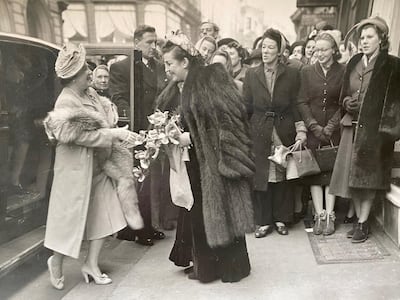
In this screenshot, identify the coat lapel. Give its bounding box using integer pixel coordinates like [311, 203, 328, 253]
[255, 64, 268, 91]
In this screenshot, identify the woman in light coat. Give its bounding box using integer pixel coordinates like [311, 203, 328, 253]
[44, 44, 141, 289]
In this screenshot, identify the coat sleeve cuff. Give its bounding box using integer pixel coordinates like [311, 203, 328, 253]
[295, 121, 307, 133]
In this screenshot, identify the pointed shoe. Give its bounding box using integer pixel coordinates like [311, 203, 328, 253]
[47, 256, 64, 290]
[81, 265, 112, 285]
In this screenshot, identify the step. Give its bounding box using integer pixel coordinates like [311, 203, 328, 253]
[0, 225, 45, 279]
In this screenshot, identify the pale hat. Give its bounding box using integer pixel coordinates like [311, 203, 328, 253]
[55, 43, 86, 79]
[344, 16, 389, 49]
[318, 30, 342, 49]
[167, 30, 200, 57]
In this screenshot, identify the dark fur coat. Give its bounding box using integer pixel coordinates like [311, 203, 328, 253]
[181, 63, 255, 248]
[45, 94, 143, 229]
[341, 52, 400, 190]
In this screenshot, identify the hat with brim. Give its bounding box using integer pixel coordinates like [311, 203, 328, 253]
[243, 48, 262, 64]
[55, 43, 86, 79]
[344, 16, 389, 49]
[217, 38, 239, 49]
[318, 30, 342, 49]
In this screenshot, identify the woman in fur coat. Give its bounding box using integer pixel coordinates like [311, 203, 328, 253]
[162, 32, 255, 283]
[330, 17, 400, 243]
[43, 44, 142, 289]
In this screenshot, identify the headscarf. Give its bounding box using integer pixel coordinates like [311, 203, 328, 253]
[262, 28, 287, 57]
[55, 43, 86, 79]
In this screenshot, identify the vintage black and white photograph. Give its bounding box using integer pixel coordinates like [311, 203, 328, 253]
[1, 0, 400, 299]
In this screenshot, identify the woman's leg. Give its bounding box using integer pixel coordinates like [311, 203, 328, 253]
[50, 251, 64, 279]
[310, 185, 324, 214]
[85, 238, 105, 276]
[351, 189, 376, 243]
[324, 186, 336, 235]
[310, 185, 325, 235]
[324, 186, 335, 214]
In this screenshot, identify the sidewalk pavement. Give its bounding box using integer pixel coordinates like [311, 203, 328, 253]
[61, 221, 400, 300]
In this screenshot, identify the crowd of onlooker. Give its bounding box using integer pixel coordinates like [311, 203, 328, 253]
[43, 15, 400, 288]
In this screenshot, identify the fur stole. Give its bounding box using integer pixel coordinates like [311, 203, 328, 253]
[182, 63, 255, 248]
[45, 95, 143, 230]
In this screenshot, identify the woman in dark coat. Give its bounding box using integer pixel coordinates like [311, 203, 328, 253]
[162, 32, 255, 283]
[297, 30, 345, 236]
[330, 16, 400, 243]
[243, 28, 306, 238]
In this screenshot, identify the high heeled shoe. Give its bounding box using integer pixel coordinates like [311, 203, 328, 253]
[47, 256, 64, 290]
[81, 265, 112, 285]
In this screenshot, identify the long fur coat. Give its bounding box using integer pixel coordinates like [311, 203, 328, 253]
[181, 63, 255, 248]
[45, 90, 143, 230]
[341, 52, 400, 190]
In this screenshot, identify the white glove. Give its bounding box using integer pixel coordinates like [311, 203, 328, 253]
[178, 132, 192, 147]
[111, 125, 138, 148]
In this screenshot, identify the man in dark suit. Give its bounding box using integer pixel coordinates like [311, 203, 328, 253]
[109, 25, 167, 246]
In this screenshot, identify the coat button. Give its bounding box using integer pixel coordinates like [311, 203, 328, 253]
[360, 77, 362, 80]
[324, 82, 327, 86]
[359, 124, 363, 128]
[323, 90, 327, 95]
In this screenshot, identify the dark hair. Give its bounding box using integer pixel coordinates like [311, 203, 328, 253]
[134, 25, 156, 41]
[290, 41, 305, 55]
[60, 64, 87, 86]
[315, 32, 341, 61]
[226, 41, 247, 61]
[262, 28, 282, 52]
[162, 41, 204, 66]
[359, 24, 390, 51]
[210, 49, 233, 76]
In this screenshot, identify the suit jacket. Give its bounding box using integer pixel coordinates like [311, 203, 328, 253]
[243, 63, 301, 190]
[109, 51, 167, 131]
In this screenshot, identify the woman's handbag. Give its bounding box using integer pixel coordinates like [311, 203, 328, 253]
[268, 145, 291, 168]
[286, 144, 321, 180]
[315, 141, 338, 172]
[167, 145, 194, 211]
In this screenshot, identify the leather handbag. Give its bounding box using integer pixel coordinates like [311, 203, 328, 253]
[286, 145, 321, 180]
[315, 141, 338, 172]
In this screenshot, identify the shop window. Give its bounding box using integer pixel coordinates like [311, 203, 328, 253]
[94, 4, 136, 43]
[62, 3, 88, 43]
[0, 43, 59, 244]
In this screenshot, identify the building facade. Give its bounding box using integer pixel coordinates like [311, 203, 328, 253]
[0, 0, 65, 44]
[62, 0, 201, 44]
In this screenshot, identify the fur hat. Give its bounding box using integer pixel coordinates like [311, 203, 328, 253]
[55, 43, 86, 79]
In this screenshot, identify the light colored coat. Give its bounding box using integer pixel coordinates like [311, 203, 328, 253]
[44, 87, 129, 258]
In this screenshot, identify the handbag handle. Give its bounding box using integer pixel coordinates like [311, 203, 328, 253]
[290, 143, 313, 163]
[318, 140, 335, 149]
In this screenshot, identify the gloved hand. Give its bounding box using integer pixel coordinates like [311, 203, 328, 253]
[322, 125, 334, 139]
[178, 132, 192, 147]
[111, 125, 139, 148]
[310, 124, 329, 143]
[295, 131, 307, 146]
[343, 96, 360, 113]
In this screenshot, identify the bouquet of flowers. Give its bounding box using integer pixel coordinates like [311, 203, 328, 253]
[132, 110, 182, 182]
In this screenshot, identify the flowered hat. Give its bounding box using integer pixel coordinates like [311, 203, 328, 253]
[55, 43, 86, 79]
[167, 30, 199, 57]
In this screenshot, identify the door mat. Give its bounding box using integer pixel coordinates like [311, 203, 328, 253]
[307, 224, 393, 264]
